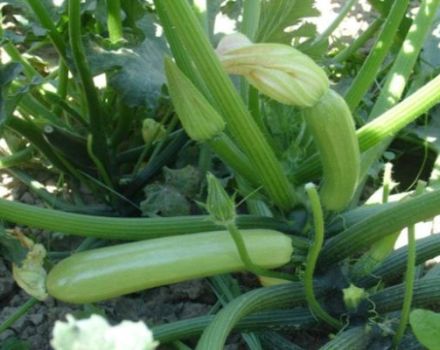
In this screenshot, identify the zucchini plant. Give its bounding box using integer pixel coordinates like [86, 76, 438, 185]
[2, 0, 440, 349]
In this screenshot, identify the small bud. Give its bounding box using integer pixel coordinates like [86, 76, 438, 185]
[206, 173, 236, 226]
[343, 283, 367, 311]
[218, 38, 329, 107]
[142, 119, 166, 144]
[164, 58, 226, 141]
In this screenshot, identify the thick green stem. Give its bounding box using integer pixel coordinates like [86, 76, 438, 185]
[53, 59, 69, 116]
[196, 283, 322, 350]
[370, 0, 440, 119]
[106, 0, 123, 43]
[68, 0, 110, 171]
[357, 74, 440, 151]
[0, 148, 33, 169]
[356, 0, 440, 198]
[25, 0, 67, 62]
[0, 298, 38, 334]
[304, 184, 342, 328]
[154, 1, 203, 89]
[152, 308, 315, 343]
[156, 0, 296, 210]
[0, 197, 304, 242]
[319, 188, 440, 266]
[370, 277, 440, 313]
[208, 134, 260, 187]
[357, 234, 440, 287]
[5, 117, 68, 172]
[344, 0, 409, 111]
[241, 0, 261, 41]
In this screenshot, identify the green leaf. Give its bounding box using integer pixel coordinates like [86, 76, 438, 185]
[0, 63, 22, 124]
[163, 165, 202, 198]
[410, 309, 440, 350]
[256, 0, 319, 44]
[87, 14, 169, 109]
[140, 184, 190, 217]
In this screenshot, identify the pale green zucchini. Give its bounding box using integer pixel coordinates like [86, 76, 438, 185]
[302, 89, 360, 211]
[47, 229, 293, 304]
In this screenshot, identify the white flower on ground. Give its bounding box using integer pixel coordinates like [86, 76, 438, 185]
[51, 314, 159, 350]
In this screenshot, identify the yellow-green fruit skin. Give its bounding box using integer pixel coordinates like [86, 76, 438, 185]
[302, 90, 360, 211]
[47, 229, 293, 304]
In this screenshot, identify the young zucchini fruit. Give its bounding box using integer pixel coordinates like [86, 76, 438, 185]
[46, 229, 293, 304]
[302, 89, 360, 211]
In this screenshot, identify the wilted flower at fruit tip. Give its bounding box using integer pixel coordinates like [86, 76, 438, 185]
[218, 37, 329, 108]
[51, 314, 159, 350]
[206, 173, 236, 226]
[12, 233, 48, 301]
[164, 58, 226, 142]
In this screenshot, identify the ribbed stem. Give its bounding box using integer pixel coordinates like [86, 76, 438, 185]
[357, 74, 440, 151]
[241, 0, 261, 40]
[370, 0, 440, 119]
[357, 233, 440, 287]
[356, 0, 440, 197]
[0, 197, 304, 241]
[156, 0, 296, 210]
[319, 189, 440, 266]
[208, 134, 260, 187]
[371, 277, 440, 313]
[25, 0, 67, 62]
[154, 0, 204, 90]
[68, 0, 109, 171]
[106, 0, 123, 43]
[152, 308, 315, 343]
[344, 0, 410, 111]
[196, 283, 318, 350]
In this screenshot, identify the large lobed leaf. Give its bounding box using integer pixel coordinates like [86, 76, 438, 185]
[87, 14, 168, 110]
[256, 0, 319, 44]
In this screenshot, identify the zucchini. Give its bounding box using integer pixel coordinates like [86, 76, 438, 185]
[47, 229, 293, 304]
[302, 89, 360, 211]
